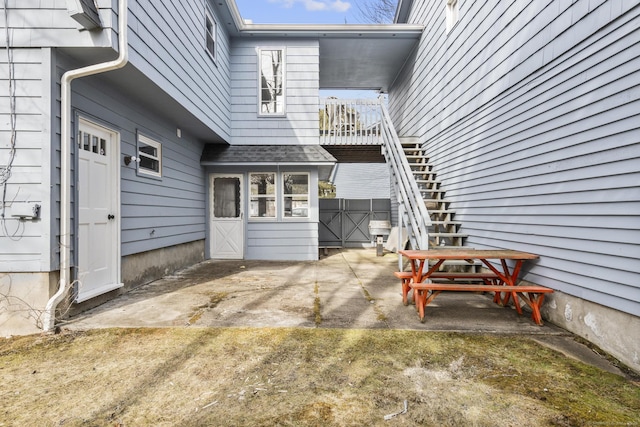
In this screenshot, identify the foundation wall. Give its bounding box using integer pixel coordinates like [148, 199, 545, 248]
[542, 291, 640, 374]
[0, 272, 59, 336]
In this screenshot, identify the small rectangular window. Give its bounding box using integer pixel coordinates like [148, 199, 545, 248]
[259, 48, 285, 115]
[78, 130, 107, 156]
[205, 9, 217, 60]
[446, 0, 459, 33]
[283, 173, 309, 218]
[137, 134, 162, 177]
[250, 173, 276, 218]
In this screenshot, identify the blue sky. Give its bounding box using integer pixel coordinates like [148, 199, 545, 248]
[235, 0, 362, 24]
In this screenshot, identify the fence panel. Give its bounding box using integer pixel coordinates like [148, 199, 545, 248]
[319, 198, 391, 247]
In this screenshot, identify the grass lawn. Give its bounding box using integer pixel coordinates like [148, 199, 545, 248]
[1, 327, 638, 426]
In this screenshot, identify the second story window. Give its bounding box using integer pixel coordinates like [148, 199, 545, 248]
[205, 9, 217, 60]
[445, 0, 459, 33]
[259, 48, 285, 115]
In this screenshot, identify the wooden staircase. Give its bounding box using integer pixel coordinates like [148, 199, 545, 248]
[400, 137, 469, 253]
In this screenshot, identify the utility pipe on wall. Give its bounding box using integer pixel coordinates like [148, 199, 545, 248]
[43, 0, 128, 331]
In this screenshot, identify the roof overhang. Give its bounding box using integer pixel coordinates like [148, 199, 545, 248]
[201, 144, 337, 180]
[394, 0, 415, 23]
[216, 1, 423, 92]
[201, 144, 336, 167]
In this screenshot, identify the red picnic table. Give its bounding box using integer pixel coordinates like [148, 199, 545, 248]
[397, 249, 552, 325]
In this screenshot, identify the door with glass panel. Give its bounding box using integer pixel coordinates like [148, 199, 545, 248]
[76, 118, 122, 301]
[210, 174, 244, 259]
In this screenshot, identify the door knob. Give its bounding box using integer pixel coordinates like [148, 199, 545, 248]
[107, 214, 115, 220]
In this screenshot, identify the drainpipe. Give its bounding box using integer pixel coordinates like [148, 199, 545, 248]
[43, 0, 128, 331]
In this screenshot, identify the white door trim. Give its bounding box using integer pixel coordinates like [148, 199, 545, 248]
[76, 117, 122, 302]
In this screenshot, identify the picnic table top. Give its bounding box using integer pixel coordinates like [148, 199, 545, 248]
[399, 249, 539, 260]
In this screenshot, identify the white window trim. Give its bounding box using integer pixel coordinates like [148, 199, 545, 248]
[282, 172, 310, 220]
[445, 0, 459, 34]
[257, 47, 286, 117]
[137, 133, 162, 178]
[249, 172, 277, 220]
[205, 7, 217, 62]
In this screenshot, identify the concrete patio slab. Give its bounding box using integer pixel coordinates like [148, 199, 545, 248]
[64, 248, 625, 376]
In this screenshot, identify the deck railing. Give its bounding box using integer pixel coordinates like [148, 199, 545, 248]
[319, 97, 431, 252]
[319, 98, 382, 145]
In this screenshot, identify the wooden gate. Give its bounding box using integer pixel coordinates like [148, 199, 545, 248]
[319, 199, 391, 248]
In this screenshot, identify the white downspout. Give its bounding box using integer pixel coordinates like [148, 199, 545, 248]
[43, 0, 128, 331]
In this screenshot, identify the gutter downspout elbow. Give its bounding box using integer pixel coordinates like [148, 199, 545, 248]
[43, 0, 128, 332]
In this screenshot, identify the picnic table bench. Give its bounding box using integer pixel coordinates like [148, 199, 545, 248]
[397, 249, 553, 325]
[394, 271, 502, 305]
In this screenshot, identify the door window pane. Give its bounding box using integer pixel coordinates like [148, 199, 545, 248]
[214, 177, 240, 218]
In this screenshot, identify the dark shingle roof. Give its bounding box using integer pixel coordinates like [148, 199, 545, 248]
[201, 144, 336, 165]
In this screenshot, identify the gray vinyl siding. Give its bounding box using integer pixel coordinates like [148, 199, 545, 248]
[2, 0, 113, 48]
[389, 0, 640, 316]
[333, 163, 391, 200]
[0, 48, 54, 271]
[230, 39, 319, 145]
[4, 0, 232, 140]
[54, 52, 206, 260]
[128, 0, 232, 141]
[246, 222, 319, 261]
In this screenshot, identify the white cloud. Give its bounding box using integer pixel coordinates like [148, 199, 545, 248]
[269, 0, 351, 13]
[305, 0, 328, 11]
[327, 0, 351, 12]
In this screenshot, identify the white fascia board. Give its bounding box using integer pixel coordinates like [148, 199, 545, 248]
[238, 24, 424, 38]
[223, 0, 422, 38]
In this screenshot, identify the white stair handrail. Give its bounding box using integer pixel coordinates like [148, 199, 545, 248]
[379, 103, 431, 250]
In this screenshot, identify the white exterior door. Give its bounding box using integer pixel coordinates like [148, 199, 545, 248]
[76, 119, 122, 302]
[210, 174, 244, 259]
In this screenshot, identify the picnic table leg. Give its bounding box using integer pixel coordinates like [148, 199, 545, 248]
[414, 289, 426, 322]
[482, 259, 525, 313]
[401, 277, 411, 306]
[519, 292, 546, 326]
[412, 289, 442, 323]
[405, 258, 445, 312]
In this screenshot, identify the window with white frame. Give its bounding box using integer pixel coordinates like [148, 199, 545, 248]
[137, 134, 162, 177]
[205, 8, 217, 60]
[283, 173, 309, 218]
[249, 173, 276, 218]
[259, 48, 285, 115]
[446, 0, 459, 33]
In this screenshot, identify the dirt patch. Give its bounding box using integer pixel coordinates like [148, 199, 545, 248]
[187, 292, 228, 325]
[1, 328, 638, 426]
